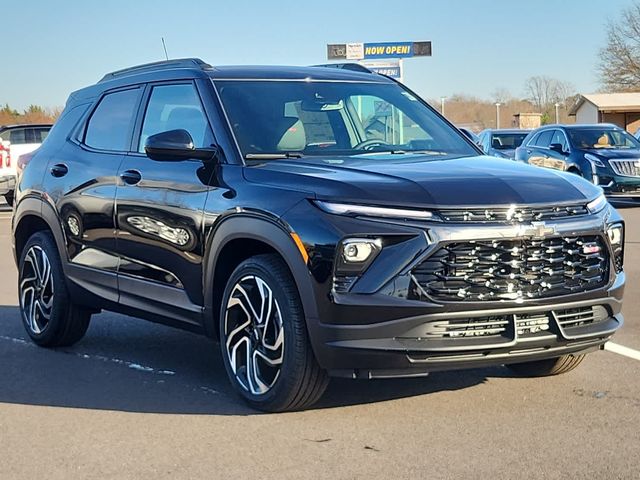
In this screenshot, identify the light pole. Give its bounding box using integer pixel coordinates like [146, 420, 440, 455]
[440, 96, 447, 116]
[554, 102, 560, 124]
[495, 102, 501, 129]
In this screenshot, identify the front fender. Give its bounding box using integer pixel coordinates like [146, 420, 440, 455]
[202, 213, 318, 336]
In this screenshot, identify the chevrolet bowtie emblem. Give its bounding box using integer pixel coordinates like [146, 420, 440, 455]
[517, 221, 556, 238]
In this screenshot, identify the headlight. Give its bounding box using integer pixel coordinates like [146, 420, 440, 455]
[587, 194, 608, 214]
[314, 200, 437, 221]
[585, 153, 605, 168]
[606, 223, 624, 272]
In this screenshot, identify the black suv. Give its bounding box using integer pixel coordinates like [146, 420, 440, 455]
[12, 59, 624, 411]
[515, 124, 640, 197]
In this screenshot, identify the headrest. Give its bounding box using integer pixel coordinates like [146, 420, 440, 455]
[275, 117, 306, 151]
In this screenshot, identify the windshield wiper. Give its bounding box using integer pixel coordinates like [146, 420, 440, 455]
[245, 152, 304, 160]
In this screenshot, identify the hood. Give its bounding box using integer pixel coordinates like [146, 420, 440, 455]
[243, 154, 602, 208]
[582, 148, 640, 160]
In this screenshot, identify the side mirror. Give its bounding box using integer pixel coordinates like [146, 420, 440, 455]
[144, 129, 217, 162]
[549, 143, 566, 155]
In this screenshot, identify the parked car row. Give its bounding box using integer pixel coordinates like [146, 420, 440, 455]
[468, 123, 640, 199]
[0, 124, 52, 205]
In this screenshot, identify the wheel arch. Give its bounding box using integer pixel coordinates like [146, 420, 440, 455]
[203, 214, 317, 339]
[13, 196, 67, 267]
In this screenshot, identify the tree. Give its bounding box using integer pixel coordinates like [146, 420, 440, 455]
[599, 2, 640, 91]
[524, 76, 575, 111]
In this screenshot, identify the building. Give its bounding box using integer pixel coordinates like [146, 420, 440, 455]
[512, 113, 542, 130]
[569, 93, 640, 132]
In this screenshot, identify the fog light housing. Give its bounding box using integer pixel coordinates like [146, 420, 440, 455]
[342, 239, 381, 263]
[333, 238, 382, 293]
[606, 223, 624, 272]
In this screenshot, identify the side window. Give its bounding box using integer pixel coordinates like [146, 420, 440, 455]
[30, 127, 50, 143]
[9, 128, 27, 144]
[84, 88, 140, 151]
[534, 130, 553, 148]
[138, 84, 211, 152]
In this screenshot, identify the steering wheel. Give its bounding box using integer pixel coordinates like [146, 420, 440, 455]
[353, 139, 392, 150]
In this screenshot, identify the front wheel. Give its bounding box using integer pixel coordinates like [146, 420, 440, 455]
[219, 254, 328, 412]
[18, 231, 91, 347]
[507, 354, 585, 377]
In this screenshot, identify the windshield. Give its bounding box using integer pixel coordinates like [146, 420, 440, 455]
[214, 80, 478, 159]
[491, 133, 527, 150]
[568, 128, 640, 150]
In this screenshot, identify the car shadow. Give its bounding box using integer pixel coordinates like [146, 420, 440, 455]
[0, 305, 501, 415]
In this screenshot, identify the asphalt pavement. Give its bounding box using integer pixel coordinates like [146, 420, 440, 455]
[0, 200, 639, 479]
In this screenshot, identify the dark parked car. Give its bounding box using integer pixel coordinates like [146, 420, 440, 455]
[515, 124, 640, 197]
[478, 128, 530, 159]
[12, 59, 624, 411]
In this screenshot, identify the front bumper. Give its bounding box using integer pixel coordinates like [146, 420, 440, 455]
[314, 288, 623, 378]
[592, 164, 640, 197]
[296, 202, 625, 379]
[0, 174, 15, 196]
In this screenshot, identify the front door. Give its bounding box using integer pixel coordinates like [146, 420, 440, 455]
[114, 82, 218, 324]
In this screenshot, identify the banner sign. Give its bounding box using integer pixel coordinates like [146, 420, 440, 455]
[362, 60, 402, 79]
[327, 41, 431, 60]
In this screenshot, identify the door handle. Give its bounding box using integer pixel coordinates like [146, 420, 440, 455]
[50, 163, 68, 178]
[120, 169, 142, 185]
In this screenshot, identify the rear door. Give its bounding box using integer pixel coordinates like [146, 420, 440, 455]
[546, 129, 570, 170]
[42, 86, 142, 302]
[526, 130, 553, 168]
[114, 81, 218, 323]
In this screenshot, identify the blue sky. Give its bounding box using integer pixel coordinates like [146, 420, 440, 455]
[1, 0, 631, 110]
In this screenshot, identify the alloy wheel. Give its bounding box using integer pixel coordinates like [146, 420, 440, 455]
[20, 245, 54, 335]
[224, 275, 284, 395]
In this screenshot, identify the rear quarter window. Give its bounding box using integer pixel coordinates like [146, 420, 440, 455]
[84, 88, 141, 151]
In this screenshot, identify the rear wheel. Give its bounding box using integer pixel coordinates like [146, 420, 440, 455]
[18, 231, 91, 347]
[507, 354, 585, 377]
[219, 254, 328, 412]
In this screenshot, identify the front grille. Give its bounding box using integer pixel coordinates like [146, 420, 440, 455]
[411, 236, 609, 302]
[609, 159, 640, 177]
[408, 306, 608, 342]
[555, 305, 608, 329]
[438, 204, 588, 223]
[423, 316, 510, 339]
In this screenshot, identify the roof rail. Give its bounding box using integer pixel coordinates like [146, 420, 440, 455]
[312, 63, 374, 74]
[98, 58, 213, 83]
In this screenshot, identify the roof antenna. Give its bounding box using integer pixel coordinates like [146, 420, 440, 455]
[161, 37, 169, 61]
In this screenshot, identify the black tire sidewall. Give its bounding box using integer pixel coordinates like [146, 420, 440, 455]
[218, 256, 307, 409]
[18, 232, 70, 345]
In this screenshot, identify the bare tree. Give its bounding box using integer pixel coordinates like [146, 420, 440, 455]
[491, 87, 513, 104]
[599, 2, 640, 91]
[524, 76, 575, 110]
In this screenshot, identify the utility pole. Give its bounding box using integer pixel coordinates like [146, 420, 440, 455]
[495, 102, 501, 129]
[555, 102, 560, 124]
[440, 96, 447, 116]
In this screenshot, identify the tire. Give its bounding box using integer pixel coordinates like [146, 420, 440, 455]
[18, 231, 91, 347]
[4, 191, 14, 207]
[507, 354, 586, 377]
[219, 253, 328, 412]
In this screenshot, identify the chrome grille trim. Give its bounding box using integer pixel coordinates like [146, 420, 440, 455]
[438, 204, 589, 223]
[609, 159, 640, 177]
[410, 235, 609, 302]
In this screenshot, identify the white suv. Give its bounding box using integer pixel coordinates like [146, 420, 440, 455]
[0, 124, 52, 205]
